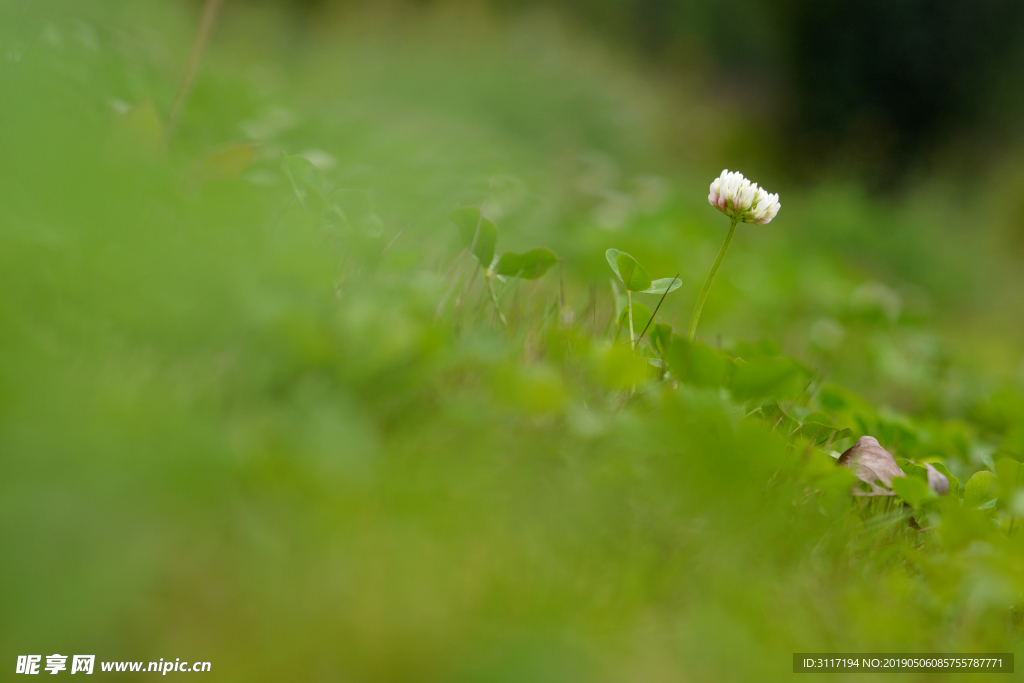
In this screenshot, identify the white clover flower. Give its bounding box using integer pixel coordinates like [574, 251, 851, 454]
[708, 169, 780, 224]
[748, 186, 781, 224]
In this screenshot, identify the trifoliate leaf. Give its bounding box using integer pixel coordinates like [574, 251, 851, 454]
[493, 248, 559, 279]
[614, 252, 651, 292]
[450, 205, 498, 268]
[963, 470, 998, 508]
[641, 277, 682, 295]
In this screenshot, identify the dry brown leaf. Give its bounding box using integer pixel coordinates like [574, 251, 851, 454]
[923, 463, 950, 495]
[837, 436, 905, 496]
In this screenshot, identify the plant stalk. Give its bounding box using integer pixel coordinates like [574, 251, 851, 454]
[688, 218, 737, 341]
[167, 0, 226, 140]
[487, 275, 507, 328]
[627, 290, 635, 350]
[636, 273, 679, 346]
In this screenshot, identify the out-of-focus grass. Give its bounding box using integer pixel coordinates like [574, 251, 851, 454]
[2, 1, 1024, 681]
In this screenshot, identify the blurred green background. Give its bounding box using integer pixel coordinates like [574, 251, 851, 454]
[3, 0, 1024, 680]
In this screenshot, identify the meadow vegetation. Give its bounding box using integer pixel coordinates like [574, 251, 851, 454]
[3, 1, 1024, 680]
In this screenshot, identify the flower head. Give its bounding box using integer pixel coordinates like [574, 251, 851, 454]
[708, 169, 780, 224]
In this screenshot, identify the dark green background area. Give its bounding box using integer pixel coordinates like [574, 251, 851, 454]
[257, 0, 1024, 183]
[3, 1, 1024, 681]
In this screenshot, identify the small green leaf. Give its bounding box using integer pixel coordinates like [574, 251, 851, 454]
[795, 421, 853, 446]
[963, 470, 999, 508]
[729, 357, 808, 402]
[605, 248, 623, 281]
[615, 252, 652, 292]
[794, 421, 831, 443]
[450, 205, 498, 268]
[898, 459, 930, 484]
[761, 400, 801, 434]
[619, 302, 652, 336]
[802, 411, 834, 426]
[891, 475, 936, 508]
[493, 247, 559, 279]
[664, 335, 732, 388]
[641, 277, 683, 295]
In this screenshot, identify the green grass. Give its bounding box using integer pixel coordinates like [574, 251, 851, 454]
[2, 1, 1024, 680]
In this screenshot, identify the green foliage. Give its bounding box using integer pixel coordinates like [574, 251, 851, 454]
[587, 341, 649, 389]
[650, 323, 673, 355]
[644, 277, 683, 295]
[794, 413, 852, 446]
[4, 1, 1024, 680]
[451, 207, 559, 288]
[928, 460, 960, 497]
[996, 457, 1023, 505]
[493, 247, 559, 279]
[664, 335, 732, 388]
[730, 356, 809, 402]
[450, 204, 498, 268]
[606, 249, 682, 294]
[618, 301, 652, 335]
[761, 400, 802, 434]
[891, 475, 937, 508]
[492, 362, 567, 414]
[606, 248, 652, 291]
[963, 471, 999, 508]
[282, 153, 328, 212]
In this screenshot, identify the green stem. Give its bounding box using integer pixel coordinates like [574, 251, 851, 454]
[487, 275, 507, 328]
[167, 0, 226, 141]
[627, 290, 635, 351]
[688, 218, 737, 342]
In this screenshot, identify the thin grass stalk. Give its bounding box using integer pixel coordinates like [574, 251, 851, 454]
[167, 0, 226, 140]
